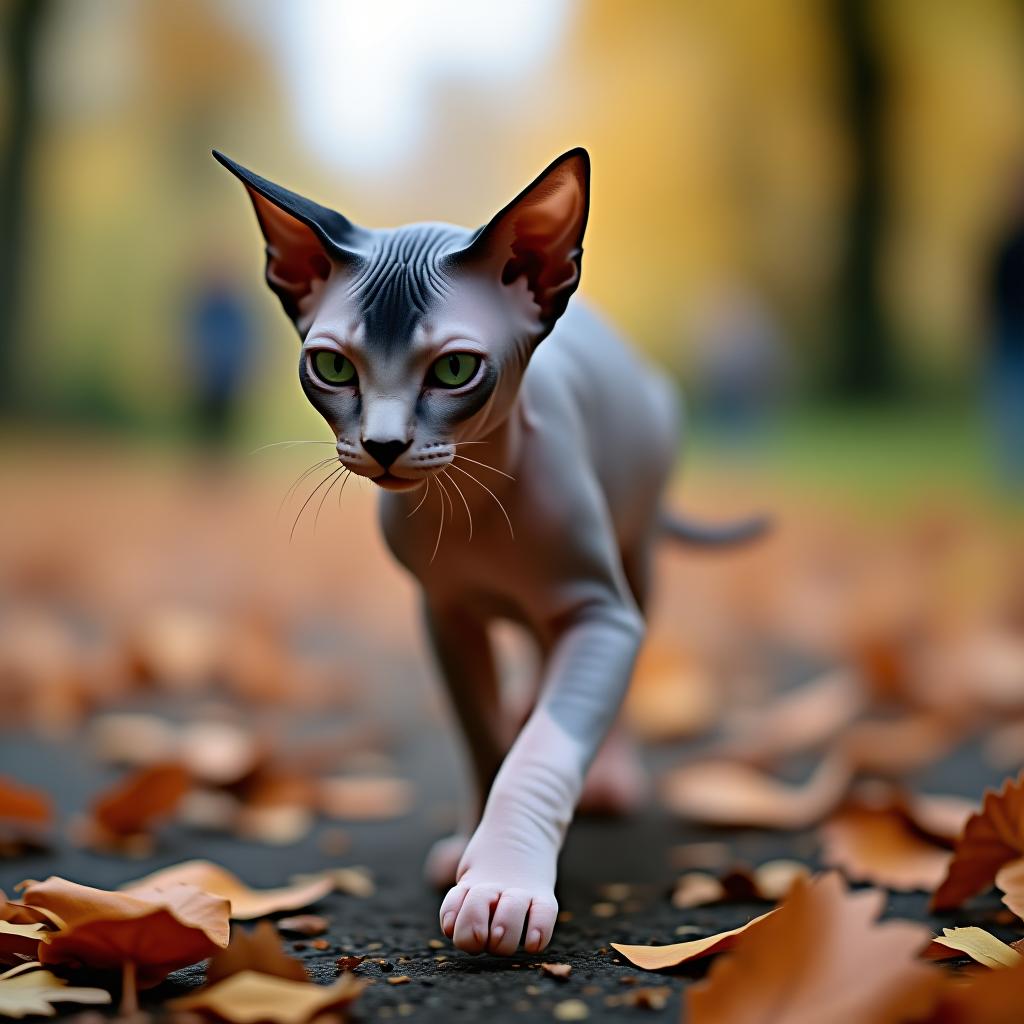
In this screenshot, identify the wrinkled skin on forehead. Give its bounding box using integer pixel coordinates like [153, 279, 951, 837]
[216, 148, 682, 955]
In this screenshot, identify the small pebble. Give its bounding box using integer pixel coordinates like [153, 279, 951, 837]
[387, 975, 411, 985]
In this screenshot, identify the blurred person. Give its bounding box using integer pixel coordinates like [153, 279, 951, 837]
[986, 181, 1024, 490]
[182, 262, 256, 449]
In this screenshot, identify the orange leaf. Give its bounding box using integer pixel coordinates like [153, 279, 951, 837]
[124, 860, 332, 920]
[687, 873, 940, 1024]
[0, 778, 51, 828]
[21, 876, 229, 986]
[610, 911, 774, 970]
[923, 926, 1023, 969]
[820, 803, 951, 892]
[206, 921, 308, 985]
[168, 969, 364, 1024]
[661, 753, 851, 829]
[919, 958, 1024, 1022]
[90, 763, 191, 837]
[993, 857, 1024, 920]
[931, 772, 1024, 911]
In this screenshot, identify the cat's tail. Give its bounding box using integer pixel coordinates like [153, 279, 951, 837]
[658, 509, 771, 548]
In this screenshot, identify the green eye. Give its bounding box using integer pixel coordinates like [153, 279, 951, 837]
[311, 350, 356, 386]
[431, 352, 480, 389]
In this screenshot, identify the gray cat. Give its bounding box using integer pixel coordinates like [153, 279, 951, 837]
[216, 148, 764, 955]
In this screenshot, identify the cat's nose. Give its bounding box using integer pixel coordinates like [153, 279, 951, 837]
[363, 438, 412, 470]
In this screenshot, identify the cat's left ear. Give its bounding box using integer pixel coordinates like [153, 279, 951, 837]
[452, 148, 590, 339]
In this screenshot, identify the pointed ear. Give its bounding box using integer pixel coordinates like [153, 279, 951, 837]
[213, 151, 365, 328]
[452, 148, 590, 338]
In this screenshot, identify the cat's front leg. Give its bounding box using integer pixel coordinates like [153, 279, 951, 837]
[422, 599, 505, 888]
[440, 600, 644, 955]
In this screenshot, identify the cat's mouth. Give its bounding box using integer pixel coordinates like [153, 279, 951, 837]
[372, 472, 425, 493]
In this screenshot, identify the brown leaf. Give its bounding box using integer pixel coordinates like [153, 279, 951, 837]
[820, 802, 952, 892]
[931, 772, 1024, 911]
[317, 777, 413, 820]
[540, 962, 572, 979]
[206, 922, 308, 985]
[624, 645, 720, 742]
[717, 669, 863, 764]
[0, 921, 49, 965]
[89, 763, 191, 838]
[919, 958, 1024, 1023]
[275, 915, 328, 938]
[168, 969, 364, 1024]
[0, 963, 110, 1018]
[687, 873, 940, 1024]
[841, 715, 962, 778]
[993, 857, 1024, 920]
[661, 753, 851, 829]
[923, 927, 1023, 969]
[610, 911, 774, 970]
[671, 873, 725, 909]
[21, 876, 229, 986]
[0, 778, 52, 829]
[290, 868, 374, 899]
[124, 860, 332, 920]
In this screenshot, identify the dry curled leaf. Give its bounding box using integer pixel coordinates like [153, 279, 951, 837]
[275, 915, 328, 938]
[168, 969, 364, 1024]
[923, 926, 1023, 969]
[0, 922, 49, 966]
[206, 921, 307, 985]
[125, 860, 332, 920]
[687, 873, 939, 1024]
[86, 762, 191, 848]
[0, 963, 110, 1018]
[661, 753, 851, 829]
[317, 776, 413, 820]
[931, 772, 1024, 911]
[820, 802, 952, 892]
[610, 911, 773, 970]
[20, 876, 229, 987]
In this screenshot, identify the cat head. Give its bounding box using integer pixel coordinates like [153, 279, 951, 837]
[215, 148, 589, 490]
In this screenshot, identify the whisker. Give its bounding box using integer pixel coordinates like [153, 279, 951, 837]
[336, 466, 354, 509]
[250, 439, 335, 455]
[453, 454, 515, 481]
[277, 457, 338, 520]
[451, 441, 488, 447]
[449, 463, 514, 539]
[291, 464, 344, 542]
[429, 478, 445, 564]
[435, 470, 454, 521]
[442, 468, 473, 541]
[407, 480, 431, 519]
[314, 468, 348, 532]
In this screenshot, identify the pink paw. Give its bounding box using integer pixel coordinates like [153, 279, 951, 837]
[439, 881, 558, 955]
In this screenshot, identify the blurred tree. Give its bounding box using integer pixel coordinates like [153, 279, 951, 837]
[831, 0, 896, 399]
[0, 0, 50, 415]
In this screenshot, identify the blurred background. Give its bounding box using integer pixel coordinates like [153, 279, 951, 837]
[1, 0, 1023, 898]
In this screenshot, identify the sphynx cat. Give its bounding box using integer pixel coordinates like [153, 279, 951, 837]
[215, 148, 764, 956]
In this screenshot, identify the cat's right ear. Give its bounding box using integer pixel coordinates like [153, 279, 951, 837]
[213, 151, 364, 330]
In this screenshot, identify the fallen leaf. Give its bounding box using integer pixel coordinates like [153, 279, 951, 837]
[0, 963, 110, 1018]
[0, 922, 49, 965]
[540, 962, 572, 979]
[993, 857, 1024, 920]
[275, 915, 328, 938]
[687, 873, 940, 1024]
[752, 861, 811, 901]
[625, 645, 720, 742]
[924, 927, 1023, 969]
[88, 762, 191, 839]
[841, 715, 962, 778]
[234, 805, 314, 846]
[919, 957, 1024, 1022]
[820, 802, 951, 892]
[124, 860, 332, 920]
[661, 753, 851, 829]
[671, 873, 725, 909]
[206, 921, 307, 984]
[932, 772, 1024, 911]
[89, 713, 178, 767]
[168, 969, 364, 1024]
[178, 722, 264, 787]
[717, 669, 863, 764]
[610, 911, 774, 970]
[335, 955, 364, 972]
[291, 867, 374, 899]
[0, 779, 51, 830]
[20, 876, 229, 987]
[317, 776, 413, 820]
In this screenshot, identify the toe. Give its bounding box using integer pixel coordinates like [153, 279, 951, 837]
[487, 888, 531, 956]
[439, 884, 469, 938]
[453, 885, 500, 953]
[524, 895, 559, 953]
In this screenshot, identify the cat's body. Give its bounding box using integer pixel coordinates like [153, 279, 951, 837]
[216, 148, 763, 957]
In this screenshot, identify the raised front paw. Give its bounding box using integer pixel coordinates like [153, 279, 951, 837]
[439, 880, 558, 955]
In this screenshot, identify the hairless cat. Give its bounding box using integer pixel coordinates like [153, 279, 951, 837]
[215, 147, 766, 956]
